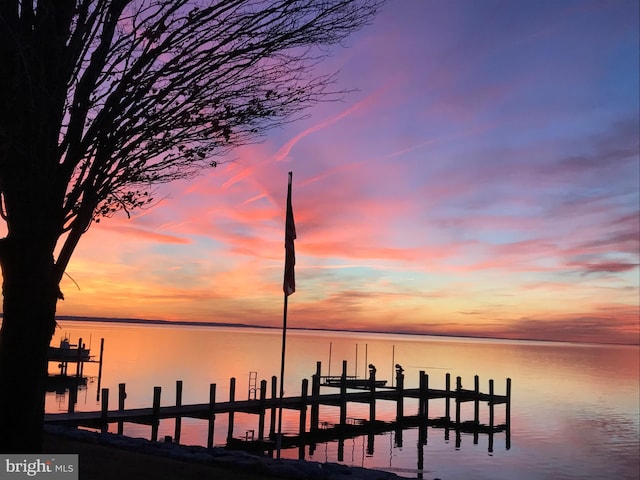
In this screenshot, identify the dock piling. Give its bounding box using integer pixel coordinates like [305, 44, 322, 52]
[506, 377, 512, 420]
[299, 378, 309, 437]
[258, 379, 267, 440]
[506, 377, 512, 450]
[117, 383, 126, 435]
[445, 373, 451, 421]
[455, 376, 463, 448]
[489, 379, 495, 429]
[395, 364, 404, 421]
[418, 371, 427, 418]
[424, 373, 429, 419]
[151, 386, 161, 441]
[418, 371, 424, 417]
[474, 375, 480, 424]
[311, 362, 321, 432]
[100, 388, 109, 433]
[368, 364, 376, 423]
[75, 338, 83, 377]
[227, 377, 236, 443]
[455, 376, 462, 426]
[207, 383, 216, 448]
[489, 378, 495, 453]
[339, 360, 347, 427]
[473, 375, 480, 444]
[96, 338, 105, 401]
[175, 380, 183, 444]
[270, 376, 277, 438]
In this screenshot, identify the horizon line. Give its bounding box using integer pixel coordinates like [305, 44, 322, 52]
[48, 314, 640, 347]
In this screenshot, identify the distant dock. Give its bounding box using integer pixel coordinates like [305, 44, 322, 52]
[45, 360, 511, 456]
[46, 336, 105, 409]
[47, 336, 104, 376]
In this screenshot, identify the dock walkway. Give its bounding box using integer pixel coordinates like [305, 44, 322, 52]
[45, 360, 511, 454]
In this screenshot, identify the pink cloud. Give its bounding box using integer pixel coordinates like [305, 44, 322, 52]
[99, 224, 191, 244]
[578, 262, 639, 275]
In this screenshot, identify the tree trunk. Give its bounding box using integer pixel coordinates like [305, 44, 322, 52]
[0, 236, 59, 452]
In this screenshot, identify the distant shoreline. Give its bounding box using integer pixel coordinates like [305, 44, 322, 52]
[56, 315, 272, 331]
[50, 315, 638, 347]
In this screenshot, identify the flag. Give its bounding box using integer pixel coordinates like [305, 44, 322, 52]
[283, 172, 296, 296]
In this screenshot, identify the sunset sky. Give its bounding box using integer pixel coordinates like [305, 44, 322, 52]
[48, 1, 638, 344]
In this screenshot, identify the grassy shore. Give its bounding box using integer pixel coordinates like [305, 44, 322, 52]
[43, 427, 402, 480]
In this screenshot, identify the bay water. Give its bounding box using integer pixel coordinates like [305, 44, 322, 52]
[45, 320, 639, 479]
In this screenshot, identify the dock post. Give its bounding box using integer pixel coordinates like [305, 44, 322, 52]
[455, 375, 463, 449]
[80, 339, 85, 377]
[489, 379, 495, 430]
[311, 362, 321, 432]
[339, 360, 347, 427]
[445, 373, 451, 421]
[418, 371, 426, 418]
[258, 379, 267, 440]
[506, 377, 512, 420]
[418, 376, 429, 446]
[117, 383, 126, 435]
[175, 380, 183, 444]
[299, 378, 309, 453]
[474, 375, 480, 424]
[75, 338, 83, 377]
[506, 377, 512, 450]
[96, 338, 105, 402]
[368, 364, 377, 424]
[473, 375, 480, 444]
[455, 376, 462, 426]
[395, 364, 404, 422]
[270, 376, 277, 438]
[424, 373, 429, 420]
[489, 379, 495, 453]
[227, 377, 236, 444]
[207, 383, 216, 449]
[100, 388, 109, 433]
[418, 370, 429, 420]
[151, 386, 161, 442]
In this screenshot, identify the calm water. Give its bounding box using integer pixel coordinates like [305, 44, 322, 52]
[45, 321, 639, 480]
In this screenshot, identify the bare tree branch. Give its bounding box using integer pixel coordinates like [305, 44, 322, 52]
[2, 0, 385, 278]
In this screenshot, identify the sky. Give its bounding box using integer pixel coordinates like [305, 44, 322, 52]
[48, 0, 638, 345]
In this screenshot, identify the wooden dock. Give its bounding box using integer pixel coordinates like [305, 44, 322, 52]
[44, 360, 511, 453]
[47, 336, 104, 377]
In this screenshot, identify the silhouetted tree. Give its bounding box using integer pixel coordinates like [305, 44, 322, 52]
[0, 0, 383, 452]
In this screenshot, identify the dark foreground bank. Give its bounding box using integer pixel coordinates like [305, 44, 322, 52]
[43, 426, 409, 480]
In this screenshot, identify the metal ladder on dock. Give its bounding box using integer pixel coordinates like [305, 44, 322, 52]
[248, 371, 258, 400]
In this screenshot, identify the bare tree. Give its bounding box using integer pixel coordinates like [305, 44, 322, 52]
[0, 0, 384, 452]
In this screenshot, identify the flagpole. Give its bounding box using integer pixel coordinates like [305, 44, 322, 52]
[277, 171, 296, 459]
[276, 292, 288, 459]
